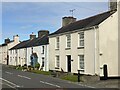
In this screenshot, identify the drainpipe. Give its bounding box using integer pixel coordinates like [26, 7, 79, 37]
[25, 48, 27, 65]
[45, 45, 47, 71]
[94, 26, 97, 75]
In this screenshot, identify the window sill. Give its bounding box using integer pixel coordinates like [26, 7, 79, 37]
[78, 69, 85, 72]
[55, 67, 59, 69]
[55, 48, 59, 50]
[77, 47, 84, 49]
[65, 48, 71, 50]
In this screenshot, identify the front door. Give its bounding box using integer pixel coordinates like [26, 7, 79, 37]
[67, 55, 71, 72]
[7, 55, 9, 65]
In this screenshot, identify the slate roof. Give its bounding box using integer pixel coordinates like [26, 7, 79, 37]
[9, 35, 49, 50]
[50, 10, 116, 36]
[0, 40, 14, 47]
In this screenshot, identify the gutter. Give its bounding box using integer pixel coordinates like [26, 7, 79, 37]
[49, 25, 99, 38]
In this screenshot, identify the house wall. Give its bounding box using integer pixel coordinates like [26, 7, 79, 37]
[118, 0, 120, 76]
[99, 11, 119, 77]
[1, 45, 7, 64]
[49, 29, 99, 75]
[9, 44, 49, 71]
[9, 48, 26, 66]
[27, 45, 49, 71]
[2, 38, 20, 65]
[0, 46, 2, 63]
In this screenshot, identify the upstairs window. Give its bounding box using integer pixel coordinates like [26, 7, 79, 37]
[42, 46, 44, 54]
[66, 34, 71, 48]
[15, 50, 17, 54]
[79, 32, 84, 47]
[56, 37, 59, 49]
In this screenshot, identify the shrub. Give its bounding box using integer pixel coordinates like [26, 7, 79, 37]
[28, 65, 32, 71]
[35, 62, 40, 70]
[24, 64, 27, 66]
[22, 64, 27, 70]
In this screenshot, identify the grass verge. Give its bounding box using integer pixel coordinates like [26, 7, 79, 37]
[60, 74, 78, 82]
[30, 70, 52, 75]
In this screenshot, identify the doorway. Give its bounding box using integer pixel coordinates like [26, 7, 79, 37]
[67, 55, 71, 72]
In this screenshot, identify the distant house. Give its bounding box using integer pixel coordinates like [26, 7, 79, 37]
[49, 1, 119, 78]
[0, 35, 20, 65]
[9, 30, 49, 71]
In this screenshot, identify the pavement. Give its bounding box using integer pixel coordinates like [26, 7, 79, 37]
[1, 64, 98, 90]
[79, 79, 120, 89]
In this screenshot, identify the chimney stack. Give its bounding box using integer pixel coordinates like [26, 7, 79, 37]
[62, 16, 76, 27]
[13, 35, 19, 42]
[38, 30, 49, 38]
[109, 0, 117, 11]
[5, 38, 10, 44]
[30, 32, 36, 40]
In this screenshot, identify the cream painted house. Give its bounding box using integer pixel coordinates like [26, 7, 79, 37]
[0, 35, 20, 65]
[49, 1, 119, 78]
[9, 30, 49, 71]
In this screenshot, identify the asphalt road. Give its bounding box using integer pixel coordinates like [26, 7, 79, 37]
[1, 64, 101, 90]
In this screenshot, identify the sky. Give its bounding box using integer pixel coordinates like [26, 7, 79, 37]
[1, 0, 109, 44]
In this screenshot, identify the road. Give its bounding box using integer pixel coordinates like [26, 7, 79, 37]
[1, 64, 100, 90]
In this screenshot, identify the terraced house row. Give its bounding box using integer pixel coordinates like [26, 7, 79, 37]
[0, 0, 120, 78]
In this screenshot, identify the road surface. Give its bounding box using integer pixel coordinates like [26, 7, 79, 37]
[1, 64, 100, 90]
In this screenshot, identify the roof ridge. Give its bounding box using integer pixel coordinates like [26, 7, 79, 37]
[50, 10, 116, 36]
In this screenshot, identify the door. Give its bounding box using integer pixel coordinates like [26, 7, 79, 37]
[7, 55, 9, 65]
[67, 55, 71, 72]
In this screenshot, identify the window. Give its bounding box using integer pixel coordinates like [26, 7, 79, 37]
[31, 47, 33, 53]
[10, 57, 12, 62]
[42, 46, 44, 54]
[79, 55, 84, 70]
[42, 57, 44, 67]
[56, 37, 59, 49]
[79, 32, 84, 47]
[55, 56, 60, 68]
[15, 50, 17, 54]
[66, 34, 71, 48]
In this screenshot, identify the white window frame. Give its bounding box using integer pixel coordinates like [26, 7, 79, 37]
[15, 49, 17, 54]
[56, 37, 59, 49]
[78, 55, 84, 70]
[78, 32, 84, 47]
[41, 46, 44, 54]
[55, 55, 60, 68]
[66, 34, 71, 48]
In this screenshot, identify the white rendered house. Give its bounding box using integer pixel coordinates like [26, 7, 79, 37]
[49, 1, 119, 78]
[9, 30, 49, 71]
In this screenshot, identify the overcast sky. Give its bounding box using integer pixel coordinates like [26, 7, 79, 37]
[1, 1, 109, 43]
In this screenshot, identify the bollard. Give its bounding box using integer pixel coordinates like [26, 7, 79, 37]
[103, 64, 108, 80]
[78, 70, 80, 82]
